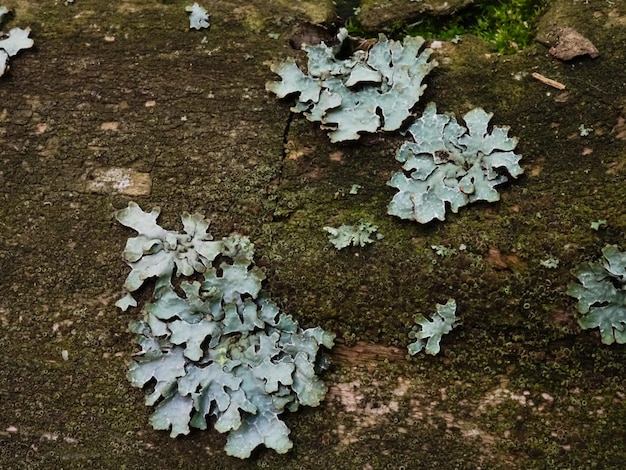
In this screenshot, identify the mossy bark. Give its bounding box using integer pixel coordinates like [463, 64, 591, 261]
[357, 0, 475, 31]
[1, 0, 626, 468]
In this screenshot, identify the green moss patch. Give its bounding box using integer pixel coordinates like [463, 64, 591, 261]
[350, 0, 549, 54]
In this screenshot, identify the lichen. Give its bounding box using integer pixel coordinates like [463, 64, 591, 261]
[567, 245, 626, 345]
[185, 3, 210, 30]
[0, 7, 34, 77]
[116, 202, 335, 459]
[387, 102, 523, 224]
[324, 222, 382, 250]
[266, 28, 437, 142]
[408, 299, 458, 356]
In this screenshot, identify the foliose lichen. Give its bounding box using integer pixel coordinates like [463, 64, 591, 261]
[567, 245, 626, 345]
[0, 7, 34, 77]
[185, 3, 210, 30]
[323, 222, 382, 250]
[408, 299, 458, 356]
[115, 202, 335, 459]
[266, 28, 437, 142]
[387, 102, 523, 224]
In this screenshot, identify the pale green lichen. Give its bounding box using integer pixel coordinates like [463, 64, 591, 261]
[116, 202, 335, 459]
[408, 299, 458, 356]
[114, 201, 223, 309]
[590, 219, 607, 231]
[266, 28, 437, 142]
[567, 245, 626, 345]
[539, 257, 560, 269]
[0, 7, 34, 77]
[388, 102, 523, 224]
[185, 3, 210, 30]
[324, 222, 382, 250]
[431, 244, 457, 258]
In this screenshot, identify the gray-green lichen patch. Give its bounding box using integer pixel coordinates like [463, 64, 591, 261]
[185, 3, 209, 30]
[0, 5, 34, 77]
[324, 222, 382, 249]
[2, 0, 626, 468]
[567, 245, 626, 345]
[387, 102, 523, 223]
[408, 298, 458, 355]
[267, 28, 436, 142]
[116, 202, 335, 459]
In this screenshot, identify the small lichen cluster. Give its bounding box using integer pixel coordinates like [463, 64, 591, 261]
[323, 222, 382, 250]
[408, 299, 458, 356]
[185, 3, 210, 30]
[266, 27, 437, 142]
[567, 245, 626, 345]
[387, 102, 523, 224]
[0, 7, 34, 77]
[116, 202, 334, 459]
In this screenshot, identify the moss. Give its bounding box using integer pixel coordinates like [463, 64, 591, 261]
[349, 0, 549, 54]
[2, 0, 626, 467]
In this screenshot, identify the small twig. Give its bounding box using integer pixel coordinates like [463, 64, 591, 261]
[531, 72, 566, 90]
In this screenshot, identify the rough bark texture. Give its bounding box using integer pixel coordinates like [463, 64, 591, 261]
[1, 0, 626, 468]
